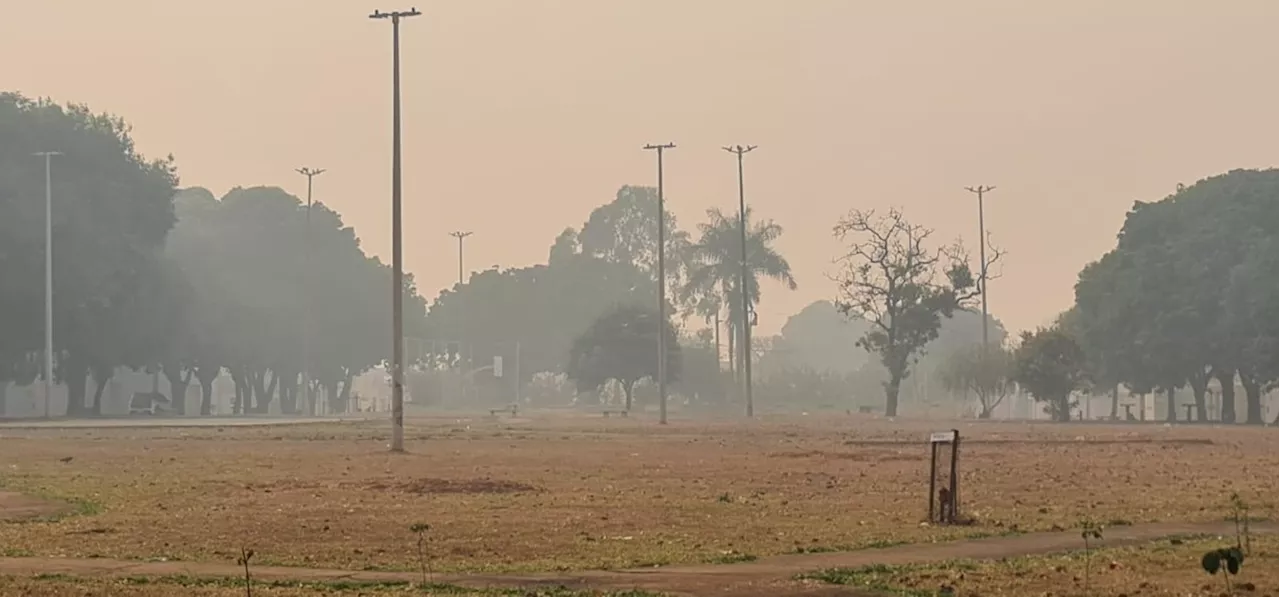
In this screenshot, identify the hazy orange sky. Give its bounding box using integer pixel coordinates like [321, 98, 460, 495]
[4, 0, 1276, 336]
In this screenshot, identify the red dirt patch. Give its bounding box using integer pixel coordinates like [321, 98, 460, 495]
[0, 491, 68, 522]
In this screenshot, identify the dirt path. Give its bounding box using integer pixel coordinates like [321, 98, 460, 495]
[0, 520, 1258, 596]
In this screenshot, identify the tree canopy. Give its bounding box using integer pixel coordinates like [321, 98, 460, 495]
[1071, 169, 1278, 423]
[566, 304, 682, 410]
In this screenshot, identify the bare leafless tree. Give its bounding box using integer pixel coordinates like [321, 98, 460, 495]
[832, 207, 1004, 416]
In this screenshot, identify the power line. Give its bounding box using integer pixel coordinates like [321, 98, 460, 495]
[643, 142, 675, 425]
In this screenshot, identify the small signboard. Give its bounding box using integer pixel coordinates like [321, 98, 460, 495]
[493, 356, 504, 378]
[929, 430, 957, 444]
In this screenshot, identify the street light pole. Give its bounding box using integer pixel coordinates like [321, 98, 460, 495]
[723, 144, 757, 417]
[370, 6, 421, 452]
[963, 185, 995, 352]
[34, 151, 61, 419]
[296, 167, 325, 415]
[643, 142, 675, 425]
[448, 231, 473, 287]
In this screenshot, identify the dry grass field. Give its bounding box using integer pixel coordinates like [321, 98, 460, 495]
[800, 535, 1279, 596]
[0, 414, 1274, 583]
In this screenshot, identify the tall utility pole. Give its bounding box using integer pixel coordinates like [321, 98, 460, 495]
[370, 7, 420, 452]
[643, 142, 675, 425]
[964, 185, 995, 351]
[34, 151, 61, 419]
[723, 145, 757, 417]
[296, 167, 324, 415]
[448, 231, 473, 287]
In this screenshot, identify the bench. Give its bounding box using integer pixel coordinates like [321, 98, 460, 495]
[488, 404, 518, 417]
[856, 406, 873, 414]
[601, 409, 628, 418]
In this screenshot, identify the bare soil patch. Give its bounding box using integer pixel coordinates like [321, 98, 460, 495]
[0, 491, 68, 522]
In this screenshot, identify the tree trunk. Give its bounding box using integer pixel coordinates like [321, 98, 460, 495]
[1240, 376, 1263, 425]
[1049, 394, 1070, 422]
[196, 365, 220, 416]
[250, 370, 278, 414]
[1216, 369, 1237, 424]
[1165, 387, 1178, 423]
[0, 382, 8, 418]
[1182, 374, 1203, 420]
[163, 365, 189, 416]
[65, 357, 89, 418]
[883, 374, 901, 417]
[280, 372, 298, 415]
[199, 379, 214, 415]
[231, 370, 248, 415]
[1108, 386, 1119, 420]
[324, 380, 340, 414]
[91, 374, 110, 417]
[623, 380, 634, 411]
[339, 371, 354, 412]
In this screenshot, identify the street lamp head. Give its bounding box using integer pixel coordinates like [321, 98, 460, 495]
[32, 151, 63, 157]
[297, 167, 326, 177]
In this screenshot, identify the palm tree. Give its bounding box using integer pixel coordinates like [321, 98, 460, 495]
[681, 206, 796, 378]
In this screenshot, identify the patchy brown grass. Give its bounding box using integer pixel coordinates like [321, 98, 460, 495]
[804, 535, 1278, 596]
[0, 575, 662, 596]
[0, 416, 1274, 574]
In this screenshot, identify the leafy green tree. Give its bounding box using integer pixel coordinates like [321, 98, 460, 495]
[1072, 169, 1277, 424]
[577, 185, 691, 296]
[766, 301, 871, 374]
[424, 253, 654, 391]
[937, 343, 1015, 419]
[566, 304, 682, 410]
[1012, 326, 1087, 421]
[0, 93, 178, 416]
[163, 185, 427, 416]
[831, 208, 995, 417]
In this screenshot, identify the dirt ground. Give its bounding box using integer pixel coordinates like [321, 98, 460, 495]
[0, 491, 68, 522]
[0, 414, 1274, 591]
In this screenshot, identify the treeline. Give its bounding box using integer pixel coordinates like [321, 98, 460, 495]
[1021, 169, 1277, 423]
[0, 93, 429, 416]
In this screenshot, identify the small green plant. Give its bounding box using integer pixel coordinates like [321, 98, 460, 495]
[717, 492, 732, 503]
[409, 522, 432, 585]
[1079, 520, 1103, 595]
[1228, 492, 1251, 555]
[1201, 546, 1245, 596]
[235, 547, 254, 597]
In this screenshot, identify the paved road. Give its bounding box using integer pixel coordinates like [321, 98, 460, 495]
[0, 520, 1258, 596]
